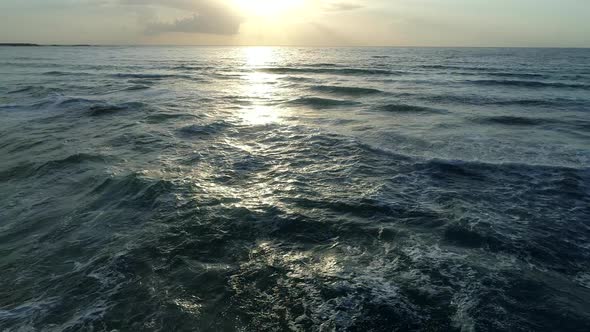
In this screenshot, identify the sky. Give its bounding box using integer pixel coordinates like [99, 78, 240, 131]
[0, 0, 589, 47]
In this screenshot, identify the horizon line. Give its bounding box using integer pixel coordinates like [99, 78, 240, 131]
[1, 43, 589, 49]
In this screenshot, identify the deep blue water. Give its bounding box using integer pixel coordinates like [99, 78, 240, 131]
[0, 46, 589, 331]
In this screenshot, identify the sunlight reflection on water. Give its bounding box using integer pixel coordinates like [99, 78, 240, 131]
[239, 47, 286, 125]
[244, 46, 277, 67]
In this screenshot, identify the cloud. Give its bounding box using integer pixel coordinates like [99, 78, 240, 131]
[323, 1, 364, 11]
[119, 0, 201, 11]
[120, 0, 243, 35]
[145, 12, 242, 35]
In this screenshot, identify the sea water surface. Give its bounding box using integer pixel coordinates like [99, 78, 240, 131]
[0, 46, 589, 331]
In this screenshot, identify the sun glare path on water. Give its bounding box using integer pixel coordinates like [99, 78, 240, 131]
[239, 47, 286, 125]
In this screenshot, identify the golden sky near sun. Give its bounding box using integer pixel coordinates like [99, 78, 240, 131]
[232, 0, 307, 18]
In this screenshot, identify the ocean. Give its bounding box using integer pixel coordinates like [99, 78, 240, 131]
[0, 46, 589, 331]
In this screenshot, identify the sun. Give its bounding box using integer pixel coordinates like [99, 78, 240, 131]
[233, 0, 305, 18]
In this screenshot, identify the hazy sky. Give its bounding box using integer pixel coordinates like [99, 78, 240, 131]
[0, 0, 589, 47]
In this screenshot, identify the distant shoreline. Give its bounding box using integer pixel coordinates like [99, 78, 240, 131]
[0, 43, 40, 47]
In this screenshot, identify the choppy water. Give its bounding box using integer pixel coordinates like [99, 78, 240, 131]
[1, 46, 589, 331]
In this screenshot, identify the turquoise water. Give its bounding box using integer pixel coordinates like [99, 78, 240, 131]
[1, 46, 589, 331]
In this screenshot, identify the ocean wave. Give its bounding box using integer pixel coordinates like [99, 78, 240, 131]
[8, 86, 41, 94]
[360, 139, 589, 172]
[0, 161, 37, 181]
[451, 71, 546, 79]
[230, 240, 429, 331]
[123, 85, 151, 91]
[0, 298, 60, 326]
[468, 79, 590, 89]
[172, 65, 212, 71]
[310, 85, 383, 96]
[0, 104, 19, 109]
[489, 99, 560, 106]
[470, 115, 550, 126]
[90, 172, 175, 206]
[414, 157, 590, 177]
[443, 222, 502, 249]
[178, 121, 233, 137]
[280, 76, 317, 83]
[469, 115, 590, 130]
[420, 64, 502, 71]
[42, 71, 94, 77]
[88, 102, 147, 116]
[0, 61, 55, 68]
[36, 153, 111, 173]
[8, 85, 64, 96]
[0, 153, 110, 180]
[303, 63, 342, 67]
[419, 93, 585, 107]
[111, 73, 194, 80]
[260, 67, 399, 76]
[377, 103, 444, 114]
[34, 97, 151, 118]
[485, 72, 545, 78]
[56, 97, 99, 106]
[286, 97, 361, 108]
[284, 196, 398, 218]
[144, 113, 201, 124]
